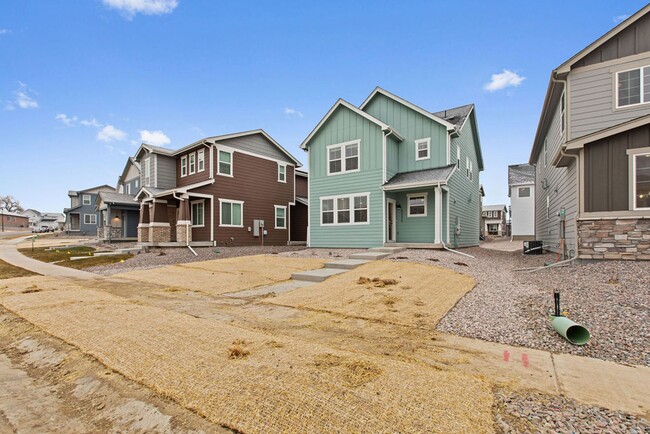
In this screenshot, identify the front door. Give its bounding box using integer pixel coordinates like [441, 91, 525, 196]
[387, 199, 396, 242]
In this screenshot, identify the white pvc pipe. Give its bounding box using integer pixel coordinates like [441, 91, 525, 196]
[441, 242, 475, 258]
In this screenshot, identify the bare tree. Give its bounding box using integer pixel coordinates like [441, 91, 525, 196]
[0, 195, 24, 213]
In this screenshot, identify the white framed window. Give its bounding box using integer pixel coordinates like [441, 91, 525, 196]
[320, 193, 369, 225]
[327, 140, 360, 175]
[543, 138, 548, 168]
[560, 91, 566, 134]
[145, 158, 152, 186]
[126, 184, 131, 195]
[274, 205, 287, 229]
[630, 151, 650, 210]
[82, 194, 91, 205]
[469, 160, 474, 181]
[415, 138, 430, 161]
[546, 195, 550, 219]
[518, 187, 531, 198]
[181, 156, 187, 177]
[189, 152, 196, 175]
[197, 149, 205, 172]
[219, 199, 243, 227]
[191, 200, 204, 227]
[616, 65, 650, 108]
[278, 164, 286, 183]
[466, 157, 470, 179]
[456, 146, 461, 169]
[218, 150, 233, 177]
[83, 214, 97, 225]
[407, 193, 427, 217]
[135, 179, 139, 188]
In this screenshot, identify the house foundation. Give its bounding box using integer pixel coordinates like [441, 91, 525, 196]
[578, 217, 650, 260]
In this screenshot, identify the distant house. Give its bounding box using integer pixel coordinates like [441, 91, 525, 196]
[133, 130, 303, 246]
[529, 4, 650, 260]
[481, 205, 507, 237]
[508, 164, 535, 240]
[0, 211, 29, 230]
[290, 169, 309, 244]
[300, 87, 484, 248]
[97, 158, 141, 241]
[22, 209, 42, 229]
[64, 185, 116, 235]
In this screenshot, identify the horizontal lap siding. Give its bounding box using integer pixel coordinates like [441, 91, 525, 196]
[386, 191, 435, 243]
[308, 106, 384, 248]
[295, 176, 308, 198]
[177, 147, 211, 187]
[218, 134, 296, 164]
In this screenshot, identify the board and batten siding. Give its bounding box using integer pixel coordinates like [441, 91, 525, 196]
[385, 190, 436, 243]
[535, 99, 578, 255]
[363, 93, 449, 173]
[569, 53, 650, 140]
[308, 106, 384, 248]
[447, 115, 480, 248]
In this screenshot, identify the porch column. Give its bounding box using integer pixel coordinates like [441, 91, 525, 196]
[149, 199, 171, 244]
[434, 186, 442, 244]
[138, 202, 150, 243]
[176, 198, 192, 245]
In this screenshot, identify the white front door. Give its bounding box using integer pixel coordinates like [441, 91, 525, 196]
[387, 199, 397, 242]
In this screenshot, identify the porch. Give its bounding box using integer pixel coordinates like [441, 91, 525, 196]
[98, 207, 140, 242]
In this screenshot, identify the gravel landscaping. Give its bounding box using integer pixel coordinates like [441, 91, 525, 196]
[388, 247, 650, 367]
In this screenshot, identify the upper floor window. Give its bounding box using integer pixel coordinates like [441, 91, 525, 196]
[126, 184, 131, 195]
[543, 138, 548, 168]
[181, 156, 187, 177]
[189, 152, 196, 175]
[197, 149, 205, 172]
[278, 164, 286, 183]
[560, 91, 566, 134]
[630, 151, 650, 210]
[465, 157, 473, 180]
[518, 187, 530, 198]
[135, 179, 139, 188]
[617, 66, 650, 108]
[82, 194, 91, 205]
[407, 193, 427, 217]
[145, 158, 152, 186]
[327, 140, 359, 175]
[415, 138, 430, 161]
[218, 150, 232, 176]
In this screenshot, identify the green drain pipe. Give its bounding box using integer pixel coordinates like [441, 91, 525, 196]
[551, 316, 591, 346]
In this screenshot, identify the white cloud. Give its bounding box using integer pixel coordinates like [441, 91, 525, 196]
[484, 69, 525, 92]
[284, 107, 304, 118]
[5, 82, 39, 110]
[97, 125, 127, 142]
[55, 113, 78, 126]
[80, 118, 102, 127]
[0, 29, 10, 35]
[102, 0, 178, 18]
[613, 14, 630, 24]
[139, 129, 170, 147]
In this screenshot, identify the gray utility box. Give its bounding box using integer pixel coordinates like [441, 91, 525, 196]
[253, 219, 265, 237]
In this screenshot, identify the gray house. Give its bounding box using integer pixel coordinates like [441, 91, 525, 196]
[64, 185, 115, 235]
[97, 158, 141, 241]
[529, 4, 650, 260]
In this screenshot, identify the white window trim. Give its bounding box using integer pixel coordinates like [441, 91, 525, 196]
[407, 192, 428, 218]
[469, 160, 474, 181]
[180, 156, 188, 177]
[319, 192, 370, 226]
[278, 163, 287, 183]
[466, 157, 470, 179]
[518, 186, 531, 198]
[197, 149, 205, 172]
[126, 184, 131, 195]
[543, 138, 548, 168]
[628, 148, 650, 211]
[615, 65, 649, 109]
[456, 145, 461, 170]
[82, 194, 91, 205]
[274, 205, 287, 229]
[415, 138, 431, 161]
[218, 198, 244, 227]
[560, 91, 566, 135]
[189, 152, 196, 175]
[191, 199, 205, 227]
[326, 140, 361, 176]
[145, 158, 152, 186]
[83, 214, 97, 225]
[217, 149, 234, 178]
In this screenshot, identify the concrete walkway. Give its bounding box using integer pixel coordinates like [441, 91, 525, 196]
[0, 237, 96, 279]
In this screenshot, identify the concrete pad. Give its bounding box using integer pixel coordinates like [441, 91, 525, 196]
[291, 268, 348, 282]
[368, 247, 406, 254]
[324, 259, 369, 270]
[222, 280, 314, 298]
[348, 252, 391, 260]
[553, 353, 650, 417]
[93, 251, 124, 257]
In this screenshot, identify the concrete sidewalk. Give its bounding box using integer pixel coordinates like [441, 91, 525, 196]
[0, 237, 96, 279]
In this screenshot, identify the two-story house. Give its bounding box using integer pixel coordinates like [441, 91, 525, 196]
[96, 157, 141, 241]
[508, 164, 535, 240]
[301, 87, 483, 248]
[63, 185, 115, 235]
[481, 205, 508, 237]
[134, 129, 303, 246]
[529, 4, 650, 261]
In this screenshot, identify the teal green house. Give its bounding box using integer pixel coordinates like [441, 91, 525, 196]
[301, 87, 484, 248]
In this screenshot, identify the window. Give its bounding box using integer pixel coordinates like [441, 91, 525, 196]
[278, 164, 286, 183]
[632, 152, 650, 210]
[82, 194, 91, 205]
[126, 184, 131, 195]
[320, 193, 369, 225]
[197, 149, 205, 172]
[518, 187, 531, 198]
[181, 156, 187, 177]
[191, 201, 204, 227]
[407, 193, 427, 217]
[274, 206, 287, 229]
[456, 146, 461, 169]
[145, 158, 152, 186]
[617, 66, 650, 108]
[487, 211, 492, 218]
[83, 214, 97, 225]
[218, 150, 232, 176]
[543, 139, 548, 168]
[415, 138, 430, 161]
[327, 140, 359, 175]
[189, 152, 196, 175]
[560, 91, 566, 134]
[469, 161, 474, 181]
[135, 178, 139, 188]
[546, 195, 550, 219]
[466, 157, 470, 178]
[220, 199, 243, 227]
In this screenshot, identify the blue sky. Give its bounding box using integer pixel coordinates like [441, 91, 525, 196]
[1, 0, 647, 212]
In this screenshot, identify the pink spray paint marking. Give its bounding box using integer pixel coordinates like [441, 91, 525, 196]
[522, 353, 529, 368]
[503, 350, 510, 362]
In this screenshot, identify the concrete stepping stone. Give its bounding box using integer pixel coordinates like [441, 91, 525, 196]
[291, 268, 348, 282]
[324, 259, 369, 269]
[348, 251, 392, 260]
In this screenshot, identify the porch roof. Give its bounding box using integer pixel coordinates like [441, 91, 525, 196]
[382, 165, 455, 191]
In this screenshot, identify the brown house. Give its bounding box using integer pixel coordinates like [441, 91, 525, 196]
[1, 211, 29, 230]
[134, 130, 305, 247]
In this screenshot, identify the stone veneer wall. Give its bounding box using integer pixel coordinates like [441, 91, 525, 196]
[176, 222, 191, 245]
[98, 226, 123, 240]
[149, 224, 171, 243]
[138, 224, 149, 243]
[578, 218, 650, 260]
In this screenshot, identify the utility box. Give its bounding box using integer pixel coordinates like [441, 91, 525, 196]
[253, 220, 265, 237]
[523, 240, 543, 255]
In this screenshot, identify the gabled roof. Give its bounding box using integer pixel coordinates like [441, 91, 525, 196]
[508, 164, 535, 186]
[134, 143, 174, 160]
[0, 211, 27, 218]
[360, 87, 456, 131]
[118, 157, 141, 185]
[296, 169, 308, 178]
[382, 165, 456, 191]
[300, 99, 404, 150]
[483, 204, 507, 212]
[135, 186, 166, 200]
[70, 184, 116, 195]
[98, 191, 139, 206]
